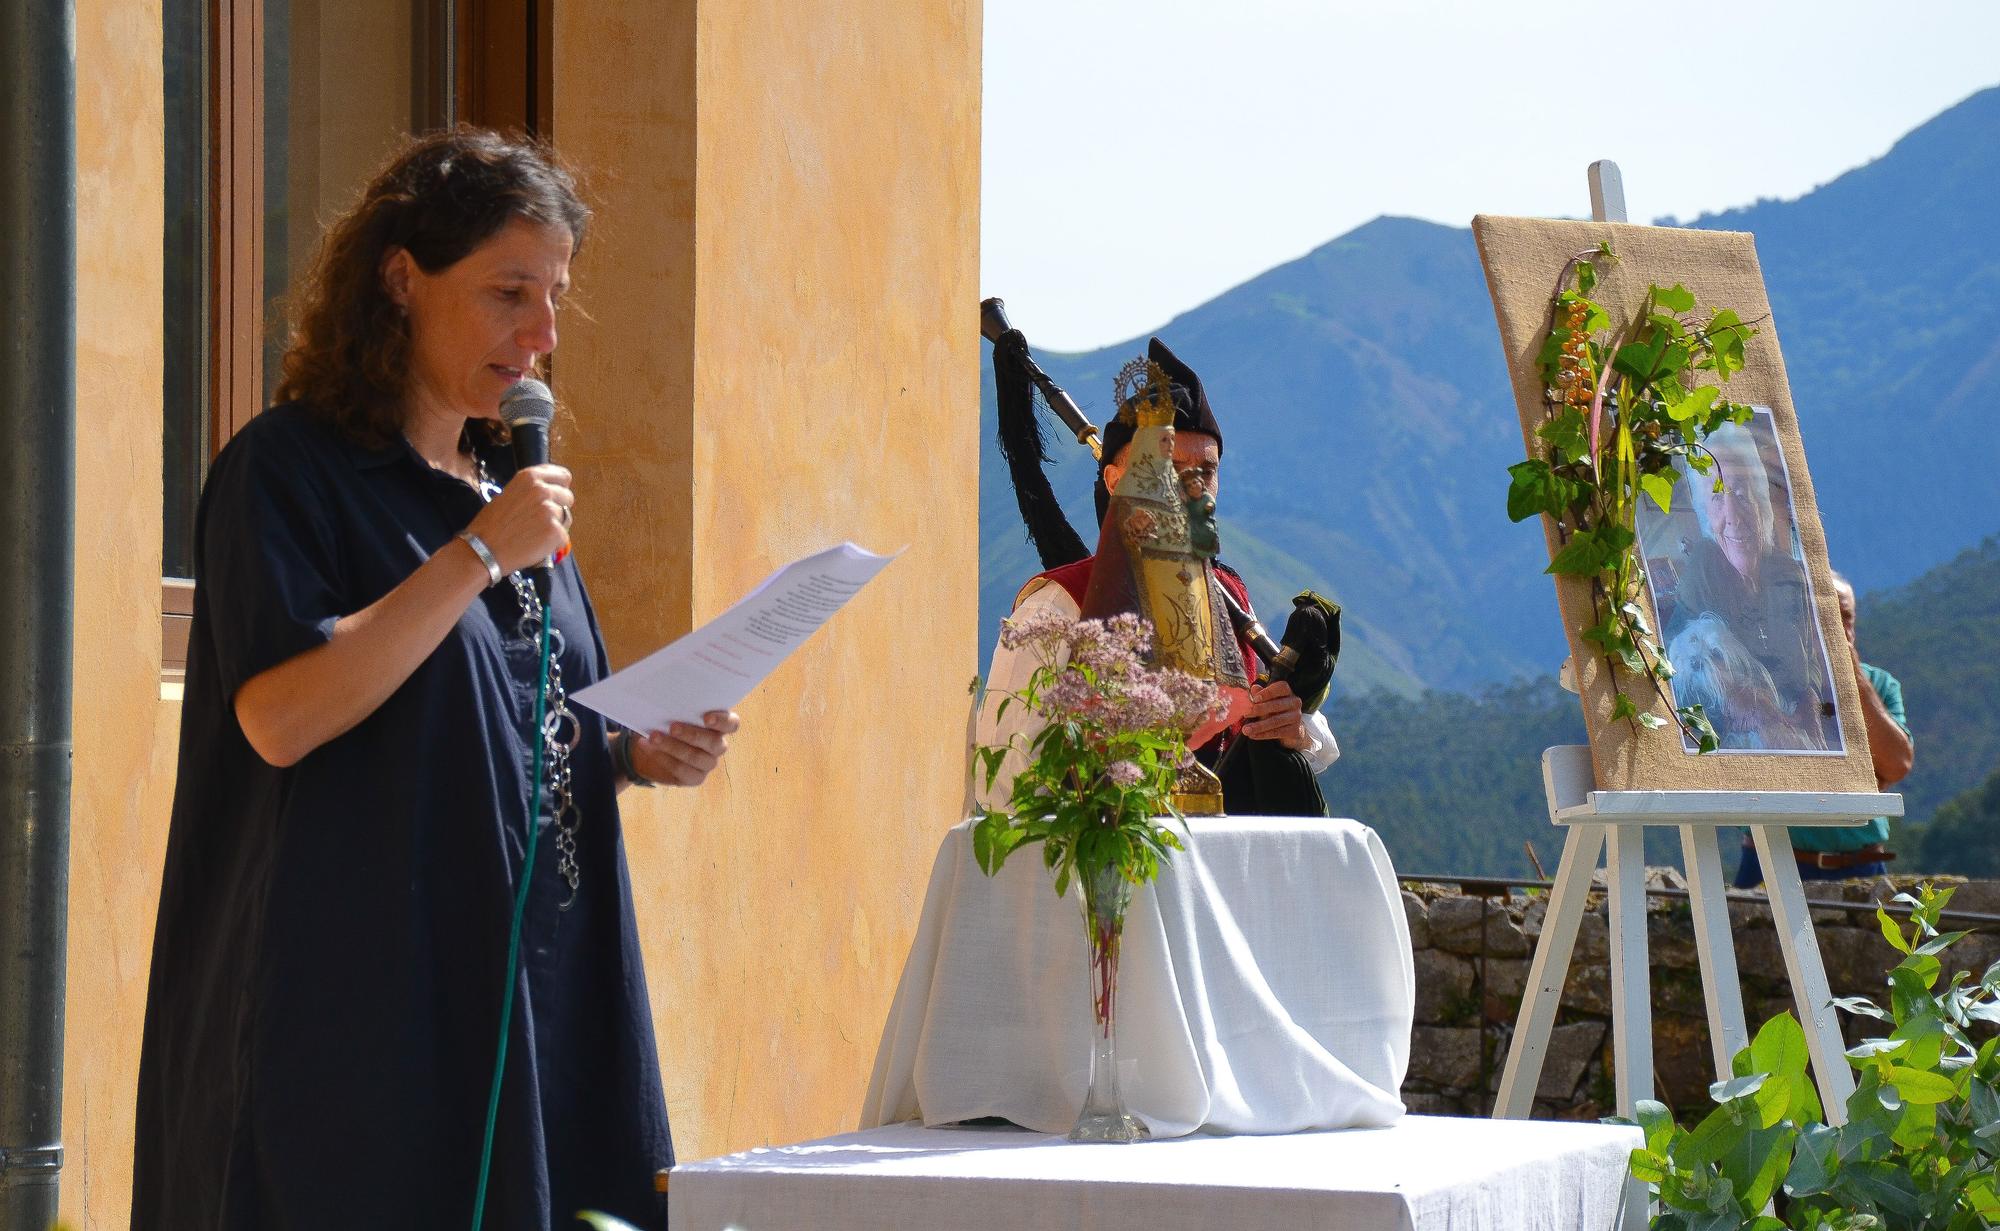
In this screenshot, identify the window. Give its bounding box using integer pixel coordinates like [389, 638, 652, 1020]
[163, 0, 500, 678]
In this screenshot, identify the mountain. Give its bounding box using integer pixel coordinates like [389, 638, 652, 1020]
[1321, 534, 2000, 880]
[979, 86, 2000, 696]
[1910, 767, 2000, 875]
[1858, 535, 2000, 829]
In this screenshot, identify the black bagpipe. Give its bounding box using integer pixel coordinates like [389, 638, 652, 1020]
[983, 298, 1340, 818]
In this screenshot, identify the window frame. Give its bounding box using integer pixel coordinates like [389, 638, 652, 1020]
[161, 0, 546, 680]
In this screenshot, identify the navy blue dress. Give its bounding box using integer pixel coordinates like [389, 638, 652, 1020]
[134, 404, 671, 1229]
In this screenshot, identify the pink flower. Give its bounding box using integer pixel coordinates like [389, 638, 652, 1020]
[1106, 760, 1144, 787]
[1071, 621, 1144, 673]
[1039, 670, 1095, 718]
[1109, 682, 1175, 733]
[1103, 612, 1152, 658]
[1155, 669, 1224, 728]
[999, 605, 1076, 656]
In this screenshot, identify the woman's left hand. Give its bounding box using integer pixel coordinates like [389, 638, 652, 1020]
[629, 710, 740, 787]
[1241, 681, 1313, 751]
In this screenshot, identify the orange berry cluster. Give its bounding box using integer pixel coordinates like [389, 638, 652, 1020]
[1553, 299, 1594, 409]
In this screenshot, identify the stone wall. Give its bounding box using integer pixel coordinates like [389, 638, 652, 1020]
[1401, 873, 2000, 1120]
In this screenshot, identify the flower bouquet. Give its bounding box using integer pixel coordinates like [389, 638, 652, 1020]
[972, 608, 1223, 1142]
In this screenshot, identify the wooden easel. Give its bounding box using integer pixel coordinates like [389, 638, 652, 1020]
[1490, 160, 1905, 1161]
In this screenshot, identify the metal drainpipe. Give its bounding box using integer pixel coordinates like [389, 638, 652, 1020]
[0, 0, 78, 1226]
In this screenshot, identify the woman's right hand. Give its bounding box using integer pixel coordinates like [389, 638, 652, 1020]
[466, 464, 574, 575]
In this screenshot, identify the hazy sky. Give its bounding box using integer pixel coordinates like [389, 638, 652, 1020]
[982, 1, 2000, 351]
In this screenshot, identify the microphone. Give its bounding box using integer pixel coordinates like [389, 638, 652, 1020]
[500, 378, 558, 604]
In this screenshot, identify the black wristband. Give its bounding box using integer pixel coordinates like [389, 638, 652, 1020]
[615, 728, 658, 788]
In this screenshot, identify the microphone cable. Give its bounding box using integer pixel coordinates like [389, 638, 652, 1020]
[469, 609, 556, 1230]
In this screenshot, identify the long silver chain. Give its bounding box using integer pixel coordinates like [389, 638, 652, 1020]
[478, 459, 583, 908]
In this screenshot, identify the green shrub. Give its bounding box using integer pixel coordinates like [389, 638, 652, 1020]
[1624, 884, 2000, 1229]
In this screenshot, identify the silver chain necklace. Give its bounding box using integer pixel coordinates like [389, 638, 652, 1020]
[477, 458, 583, 908]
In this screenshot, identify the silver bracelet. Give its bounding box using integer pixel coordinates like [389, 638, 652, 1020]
[457, 531, 503, 587]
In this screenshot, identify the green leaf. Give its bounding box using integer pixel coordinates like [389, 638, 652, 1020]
[1878, 908, 1913, 955]
[1914, 929, 1970, 957]
[1610, 692, 1639, 722]
[1677, 1101, 1752, 1167]
[1678, 704, 1720, 754]
[1664, 385, 1720, 424]
[1535, 408, 1591, 462]
[1831, 995, 1892, 1022]
[1576, 260, 1597, 295]
[1884, 1065, 1956, 1104]
[1968, 1070, 2000, 1113]
[1506, 459, 1566, 523]
[1722, 1124, 1794, 1213]
[1784, 1123, 1839, 1196]
[1613, 338, 1664, 382]
[1749, 1012, 1811, 1079]
[1634, 1099, 1678, 1154]
[1546, 529, 1615, 577]
[1752, 1073, 1809, 1130]
[1842, 1159, 1923, 1223]
[1640, 471, 1676, 513]
[1845, 1038, 1907, 1062]
[1656, 283, 1697, 313]
[1627, 1146, 1667, 1183]
[1889, 1011, 1946, 1070]
[1888, 1098, 1936, 1150]
[1710, 1072, 1767, 1104]
[1892, 952, 1942, 993]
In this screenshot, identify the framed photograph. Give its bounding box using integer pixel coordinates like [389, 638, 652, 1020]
[1472, 215, 1878, 794]
[1635, 407, 1845, 756]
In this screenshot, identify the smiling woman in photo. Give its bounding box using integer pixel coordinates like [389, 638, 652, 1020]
[1660, 417, 1832, 745]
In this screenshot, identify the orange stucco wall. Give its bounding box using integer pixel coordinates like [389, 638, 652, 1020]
[61, 0, 184, 1224]
[554, 0, 984, 1162]
[55, 0, 978, 1222]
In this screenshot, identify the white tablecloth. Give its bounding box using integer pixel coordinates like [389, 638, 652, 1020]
[862, 816, 1414, 1137]
[669, 1117, 1641, 1230]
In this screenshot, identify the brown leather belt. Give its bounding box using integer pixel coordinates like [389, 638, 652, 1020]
[1793, 843, 1894, 871]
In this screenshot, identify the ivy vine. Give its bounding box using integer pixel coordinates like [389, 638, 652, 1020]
[1505, 243, 1765, 753]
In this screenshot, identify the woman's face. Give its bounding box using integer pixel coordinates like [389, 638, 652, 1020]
[1703, 449, 1765, 577]
[387, 216, 574, 421]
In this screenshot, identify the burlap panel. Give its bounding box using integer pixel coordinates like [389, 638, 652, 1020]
[1471, 215, 1876, 795]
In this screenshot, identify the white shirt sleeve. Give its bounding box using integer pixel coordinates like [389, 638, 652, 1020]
[971, 580, 1079, 811]
[1301, 708, 1341, 773]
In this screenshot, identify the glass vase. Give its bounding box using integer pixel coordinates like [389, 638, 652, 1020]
[1068, 860, 1150, 1143]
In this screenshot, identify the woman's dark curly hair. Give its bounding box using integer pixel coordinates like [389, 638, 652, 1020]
[272, 127, 590, 448]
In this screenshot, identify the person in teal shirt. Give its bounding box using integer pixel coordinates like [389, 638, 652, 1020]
[1735, 572, 1916, 885]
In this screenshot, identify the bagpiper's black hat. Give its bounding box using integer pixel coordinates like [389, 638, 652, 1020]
[1093, 336, 1224, 524]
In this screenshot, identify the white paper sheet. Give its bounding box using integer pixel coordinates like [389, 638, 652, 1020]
[570, 542, 899, 732]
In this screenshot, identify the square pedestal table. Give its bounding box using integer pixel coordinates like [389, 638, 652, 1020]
[863, 816, 1415, 1138]
[667, 1117, 1644, 1230]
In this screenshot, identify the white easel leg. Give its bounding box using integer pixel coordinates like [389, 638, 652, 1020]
[1606, 824, 1653, 1115]
[1607, 824, 1655, 1228]
[1680, 825, 1750, 1081]
[1749, 824, 1856, 1123]
[1494, 823, 1607, 1119]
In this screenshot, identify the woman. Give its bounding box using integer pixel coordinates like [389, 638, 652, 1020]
[1664, 418, 1829, 736]
[133, 129, 730, 1228]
